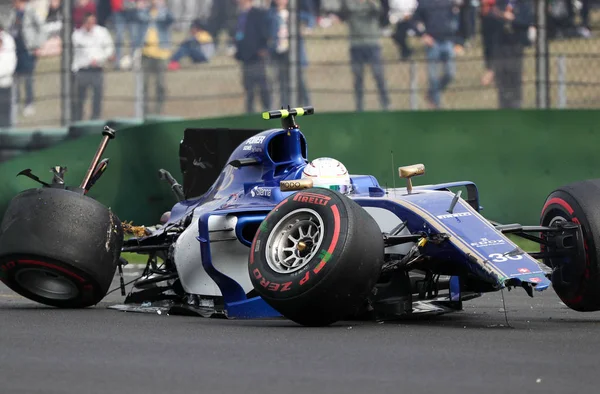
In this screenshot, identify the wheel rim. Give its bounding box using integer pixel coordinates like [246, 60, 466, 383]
[265, 208, 325, 274]
[548, 215, 567, 228]
[15, 268, 80, 300]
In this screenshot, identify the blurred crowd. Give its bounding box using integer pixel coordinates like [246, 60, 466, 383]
[0, 0, 596, 127]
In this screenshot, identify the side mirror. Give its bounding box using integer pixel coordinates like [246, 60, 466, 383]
[398, 164, 425, 194]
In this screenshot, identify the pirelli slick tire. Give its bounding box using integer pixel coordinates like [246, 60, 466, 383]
[541, 179, 600, 312]
[248, 188, 384, 327]
[0, 188, 123, 308]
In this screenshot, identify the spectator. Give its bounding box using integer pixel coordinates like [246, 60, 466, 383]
[489, 0, 534, 109]
[233, 0, 272, 114]
[547, 0, 591, 40]
[480, 0, 499, 86]
[0, 23, 18, 127]
[196, 0, 213, 20]
[379, 0, 391, 28]
[168, 18, 215, 70]
[207, 0, 238, 54]
[73, 0, 97, 30]
[301, 0, 319, 30]
[412, 0, 460, 109]
[578, 0, 592, 38]
[310, 0, 322, 16]
[97, 0, 113, 27]
[169, 0, 201, 32]
[317, 0, 342, 28]
[268, 0, 311, 107]
[44, 0, 63, 36]
[26, 0, 48, 19]
[456, 0, 476, 53]
[38, 0, 62, 57]
[136, 0, 174, 116]
[389, 0, 417, 60]
[110, 0, 138, 69]
[548, 0, 575, 39]
[71, 12, 115, 121]
[339, 0, 390, 112]
[6, 0, 46, 117]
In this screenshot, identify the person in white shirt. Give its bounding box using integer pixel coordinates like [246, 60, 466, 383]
[71, 12, 115, 121]
[0, 24, 18, 127]
[6, 0, 46, 117]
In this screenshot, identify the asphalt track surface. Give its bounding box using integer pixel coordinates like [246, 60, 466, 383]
[1, 272, 600, 394]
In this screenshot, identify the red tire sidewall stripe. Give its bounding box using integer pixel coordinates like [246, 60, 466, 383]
[542, 197, 574, 215]
[16, 259, 87, 283]
[249, 229, 259, 265]
[313, 204, 340, 274]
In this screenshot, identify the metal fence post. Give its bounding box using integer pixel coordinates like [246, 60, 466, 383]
[134, 50, 145, 120]
[410, 60, 418, 110]
[557, 55, 567, 109]
[60, 0, 73, 126]
[289, 0, 300, 106]
[535, 0, 549, 109]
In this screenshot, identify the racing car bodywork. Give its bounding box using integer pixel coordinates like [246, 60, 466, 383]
[0, 107, 598, 326]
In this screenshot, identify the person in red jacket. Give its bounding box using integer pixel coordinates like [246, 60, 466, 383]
[110, 0, 138, 69]
[73, 0, 97, 30]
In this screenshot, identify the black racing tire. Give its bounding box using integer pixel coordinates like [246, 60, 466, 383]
[541, 179, 600, 312]
[248, 188, 384, 326]
[0, 187, 123, 308]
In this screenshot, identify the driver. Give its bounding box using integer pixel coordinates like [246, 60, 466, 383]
[301, 157, 353, 195]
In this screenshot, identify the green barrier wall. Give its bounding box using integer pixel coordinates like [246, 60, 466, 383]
[1, 110, 599, 226]
[0, 115, 267, 226]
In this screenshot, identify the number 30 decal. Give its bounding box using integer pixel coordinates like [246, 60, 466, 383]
[488, 253, 523, 263]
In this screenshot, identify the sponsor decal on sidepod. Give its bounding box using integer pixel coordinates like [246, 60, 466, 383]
[250, 187, 272, 198]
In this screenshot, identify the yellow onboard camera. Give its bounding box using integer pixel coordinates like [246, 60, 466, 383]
[262, 106, 315, 129]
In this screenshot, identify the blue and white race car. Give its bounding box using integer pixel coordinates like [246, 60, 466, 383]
[1, 107, 599, 326]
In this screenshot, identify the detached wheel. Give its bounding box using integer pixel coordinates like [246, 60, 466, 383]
[0, 188, 123, 308]
[541, 179, 600, 312]
[248, 188, 384, 326]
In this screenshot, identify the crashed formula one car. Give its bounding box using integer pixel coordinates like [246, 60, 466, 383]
[1, 107, 600, 326]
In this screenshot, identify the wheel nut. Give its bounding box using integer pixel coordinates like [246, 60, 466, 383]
[297, 242, 307, 252]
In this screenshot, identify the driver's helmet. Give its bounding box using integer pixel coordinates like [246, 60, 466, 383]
[301, 157, 352, 195]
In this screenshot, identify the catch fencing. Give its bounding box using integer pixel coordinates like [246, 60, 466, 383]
[1, 0, 599, 130]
